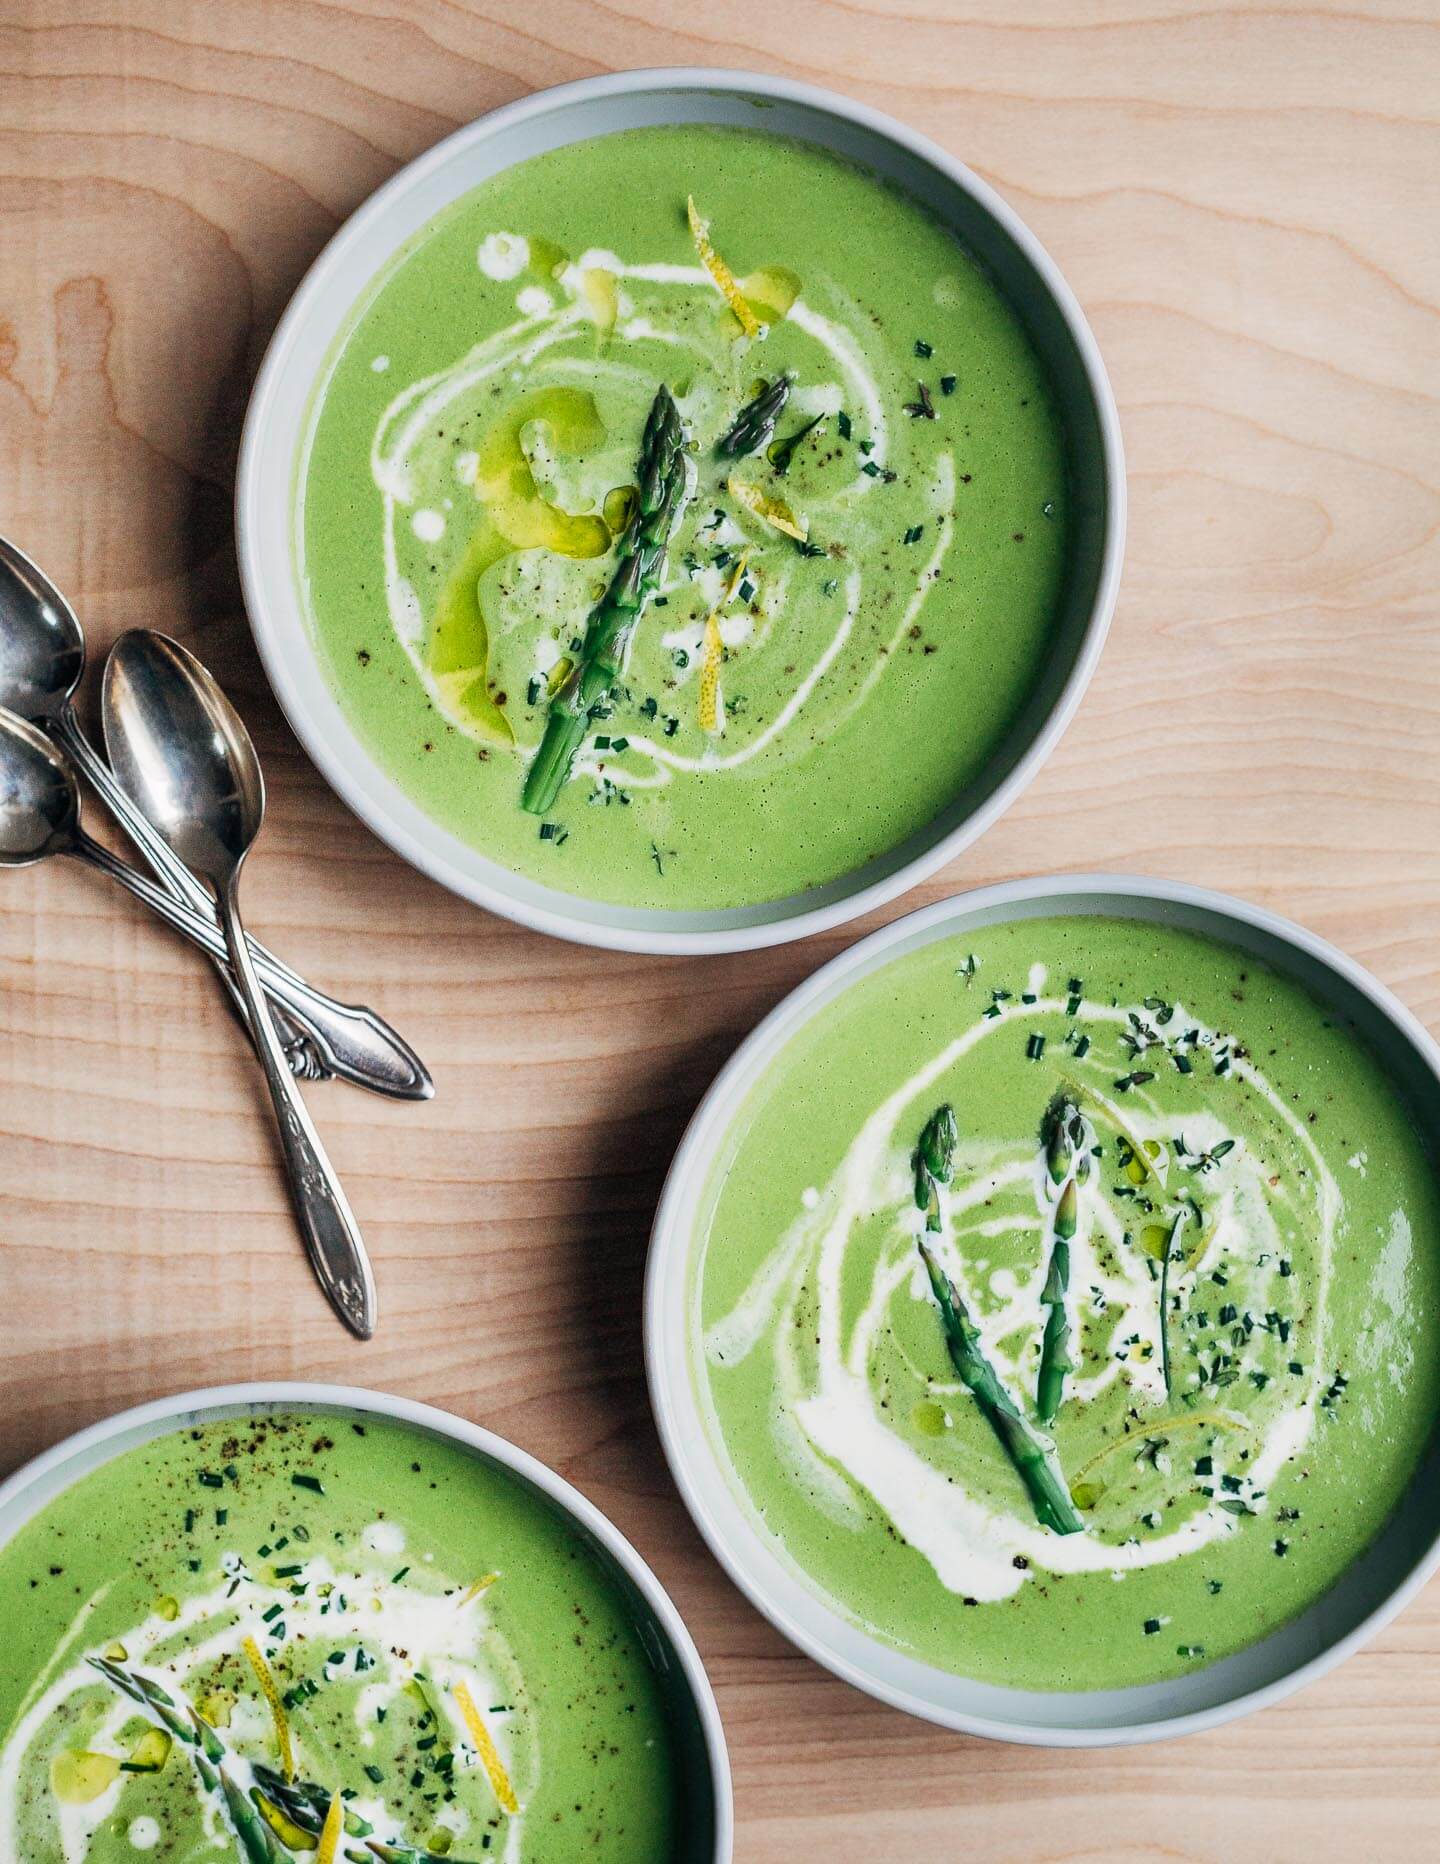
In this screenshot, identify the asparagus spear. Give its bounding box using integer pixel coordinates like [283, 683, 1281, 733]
[253, 1763, 373, 1840]
[89, 1660, 289, 1863]
[1036, 1235, 1073, 1429]
[717, 373, 792, 457]
[521, 386, 692, 815]
[1043, 1094, 1092, 1189]
[211, 1751, 292, 1864]
[912, 1103, 958, 1232]
[1036, 1097, 1091, 1425]
[916, 1238, 1083, 1535]
[91, 1660, 479, 1864]
[357, 1846, 481, 1864]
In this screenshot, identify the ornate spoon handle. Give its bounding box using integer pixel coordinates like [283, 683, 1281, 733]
[70, 832, 408, 1092]
[219, 878, 377, 1338]
[54, 705, 431, 1100]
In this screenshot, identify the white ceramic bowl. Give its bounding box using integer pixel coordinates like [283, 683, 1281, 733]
[237, 68, 1124, 954]
[0, 1381, 733, 1858]
[644, 874, 1440, 1743]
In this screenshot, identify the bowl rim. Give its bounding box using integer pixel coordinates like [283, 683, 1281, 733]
[235, 64, 1126, 955]
[642, 870, 1440, 1744]
[0, 1379, 734, 1858]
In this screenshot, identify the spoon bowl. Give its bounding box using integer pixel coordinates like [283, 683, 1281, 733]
[0, 538, 85, 721]
[0, 706, 81, 866]
[0, 535, 432, 1099]
[102, 632, 264, 888]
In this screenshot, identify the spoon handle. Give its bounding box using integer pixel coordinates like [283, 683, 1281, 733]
[219, 878, 378, 1338]
[54, 707, 432, 1101]
[71, 833, 408, 1088]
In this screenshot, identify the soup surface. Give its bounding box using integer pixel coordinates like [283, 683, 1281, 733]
[301, 125, 1071, 909]
[0, 1412, 686, 1860]
[692, 916, 1440, 1688]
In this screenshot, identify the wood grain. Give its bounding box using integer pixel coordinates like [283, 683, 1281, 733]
[3, 2, 1439, 1855]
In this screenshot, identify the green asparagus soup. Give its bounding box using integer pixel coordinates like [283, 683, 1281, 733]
[300, 125, 1073, 910]
[0, 1411, 701, 1860]
[692, 916, 1440, 1689]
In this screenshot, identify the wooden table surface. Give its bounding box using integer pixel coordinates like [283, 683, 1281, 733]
[3, 2, 1439, 1856]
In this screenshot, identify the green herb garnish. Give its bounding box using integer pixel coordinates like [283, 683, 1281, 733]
[768, 413, 823, 474]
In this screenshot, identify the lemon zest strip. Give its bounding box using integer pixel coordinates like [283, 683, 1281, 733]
[726, 476, 807, 542]
[242, 1634, 295, 1781]
[459, 1572, 499, 1607]
[687, 197, 762, 338]
[316, 1791, 344, 1864]
[453, 1680, 519, 1815]
[698, 552, 750, 733]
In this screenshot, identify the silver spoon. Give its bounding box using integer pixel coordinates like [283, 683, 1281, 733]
[0, 706, 419, 1057]
[103, 630, 377, 1339]
[0, 536, 432, 1101]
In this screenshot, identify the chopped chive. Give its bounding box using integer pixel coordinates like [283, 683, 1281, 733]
[291, 1474, 324, 1495]
[914, 339, 933, 358]
[940, 374, 957, 395]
